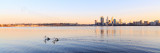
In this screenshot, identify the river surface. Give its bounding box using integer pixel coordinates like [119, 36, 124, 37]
[0, 26, 160, 53]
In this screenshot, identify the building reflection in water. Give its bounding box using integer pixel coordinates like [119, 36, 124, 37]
[95, 27, 99, 35]
[100, 26, 105, 38]
[95, 26, 123, 38]
[106, 27, 109, 36]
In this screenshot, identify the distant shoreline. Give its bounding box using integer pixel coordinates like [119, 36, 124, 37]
[0, 23, 159, 27]
[0, 25, 160, 27]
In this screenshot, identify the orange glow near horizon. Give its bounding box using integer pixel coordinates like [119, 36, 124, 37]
[0, 15, 160, 24]
[0, 0, 160, 24]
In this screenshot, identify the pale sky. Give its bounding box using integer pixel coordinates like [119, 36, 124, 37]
[0, 0, 160, 24]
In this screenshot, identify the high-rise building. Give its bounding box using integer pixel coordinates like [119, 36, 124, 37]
[150, 22, 156, 26]
[100, 16, 104, 26]
[106, 16, 109, 23]
[155, 20, 159, 25]
[113, 19, 116, 25]
[111, 17, 114, 26]
[119, 19, 122, 24]
[144, 21, 149, 25]
[106, 16, 109, 26]
[111, 17, 113, 22]
[109, 20, 111, 25]
[140, 20, 143, 25]
[95, 20, 97, 25]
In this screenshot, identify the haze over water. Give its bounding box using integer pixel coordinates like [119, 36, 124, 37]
[0, 26, 160, 53]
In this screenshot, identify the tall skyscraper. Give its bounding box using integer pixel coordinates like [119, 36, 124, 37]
[101, 16, 104, 26]
[109, 20, 111, 25]
[95, 20, 97, 25]
[119, 19, 122, 24]
[155, 20, 159, 25]
[144, 21, 149, 25]
[111, 17, 113, 22]
[111, 17, 114, 26]
[140, 20, 143, 25]
[106, 16, 109, 26]
[106, 16, 109, 23]
[113, 19, 116, 25]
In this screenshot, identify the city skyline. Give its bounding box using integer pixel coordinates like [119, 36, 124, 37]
[0, 16, 159, 27]
[1, 0, 160, 53]
[95, 16, 160, 26]
[0, 0, 160, 24]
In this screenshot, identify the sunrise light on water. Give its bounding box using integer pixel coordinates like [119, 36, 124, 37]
[0, 0, 160, 53]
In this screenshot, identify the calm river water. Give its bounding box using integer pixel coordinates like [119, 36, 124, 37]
[0, 26, 160, 53]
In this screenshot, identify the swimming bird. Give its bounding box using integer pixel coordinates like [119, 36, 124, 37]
[44, 36, 59, 44]
[45, 36, 50, 40]
[45, 36, 59, 41]
[54, 38, 59, 41]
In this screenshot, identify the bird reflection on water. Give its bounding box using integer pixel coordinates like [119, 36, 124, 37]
[44, 36, 59, 44]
